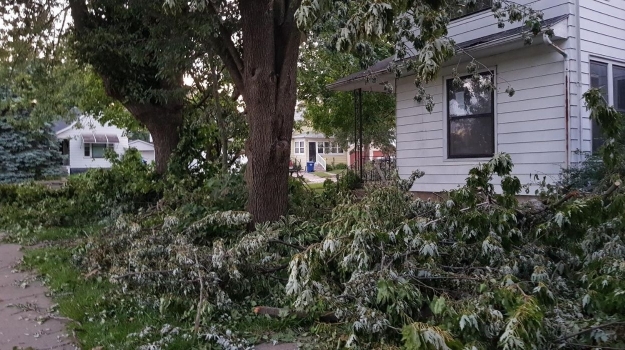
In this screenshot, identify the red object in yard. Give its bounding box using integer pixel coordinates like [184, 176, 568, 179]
[350, 151, 370, 166]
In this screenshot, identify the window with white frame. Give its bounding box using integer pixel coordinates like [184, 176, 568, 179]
[590, 60, 625, 152]
[446, 72, 495, 158]
[84, 143, 114, 158]
[317, 141, 344, 154]
[294, 141, 304, 154]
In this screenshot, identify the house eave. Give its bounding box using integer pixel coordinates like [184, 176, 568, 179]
[327, 14, 569, 92]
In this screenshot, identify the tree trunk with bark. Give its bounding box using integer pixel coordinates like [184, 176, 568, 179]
[236, 0, 301, 224]
[211, 69, 229, 172]
[69, 0, 185, 176]
[124, 103, 184, 175]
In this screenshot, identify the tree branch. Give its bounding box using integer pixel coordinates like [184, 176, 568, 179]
[113, 269, 175, 279]
[603, 180, 621, 200]
[68, 0, 88, 31]
[556, 322, 625, 343]
[268, 239, 306, 251]
[204, 2, 245, 93]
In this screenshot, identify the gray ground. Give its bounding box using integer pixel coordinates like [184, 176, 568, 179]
[0, 240, 76, 350]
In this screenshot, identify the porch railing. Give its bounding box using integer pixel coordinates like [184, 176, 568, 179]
[316, 153, 326, 171]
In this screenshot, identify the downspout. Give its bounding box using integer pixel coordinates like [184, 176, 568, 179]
[543, 33, 567, 58]
[576, 0, 583, 160]
[543, 33, 570, 167]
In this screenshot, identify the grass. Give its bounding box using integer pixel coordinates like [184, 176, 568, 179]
[306, 182, 325, 192]
[314, 172, 336, 179]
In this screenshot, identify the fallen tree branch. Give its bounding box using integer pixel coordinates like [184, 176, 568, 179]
[565, 342, 623, 349]
[603, 180, 621, 200]
[113, 270, 175, 279]
[256, 264, 289, 274]
[556, 321, 625, 343]
[193, 252, 204, 334]
[420, 201, 489, 229]
[268, 239, 306, 251]
[252, 306, 338, 323]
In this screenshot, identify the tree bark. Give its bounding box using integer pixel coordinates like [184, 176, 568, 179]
[237, 0, 301, 224]
[211, 68, 229, 172]
[124, 103, 184, 175]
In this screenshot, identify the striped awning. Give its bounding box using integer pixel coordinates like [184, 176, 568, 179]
[81, 133, 120, 144]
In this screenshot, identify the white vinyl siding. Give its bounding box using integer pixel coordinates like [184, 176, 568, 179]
[404, 0, 570, 54]
[574, 0, 625, 160]
[396, 44, 567, 193]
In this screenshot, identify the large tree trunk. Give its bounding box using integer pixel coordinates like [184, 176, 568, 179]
[238, 0, 301, 224]
[125, 103, 184, 175]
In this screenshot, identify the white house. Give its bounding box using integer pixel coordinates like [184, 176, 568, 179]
[291, 109, 390, 171]
[53, 115, 154, 174]
[329, 0, 625, 195]
[128, 139, 156, 164]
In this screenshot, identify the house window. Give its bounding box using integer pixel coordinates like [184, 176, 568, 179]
[447, 72, 495, 158]
[318, 141, 344, 154]
[294, 141, 304, 154]
[590, 60, 625, 152]
[450, 0, 491, 20]
[85, 143, 114, 158]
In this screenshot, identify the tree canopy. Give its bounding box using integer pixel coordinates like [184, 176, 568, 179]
[298, 36, 396, 150]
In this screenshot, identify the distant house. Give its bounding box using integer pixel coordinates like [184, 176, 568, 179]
[329, 1, 625, 194]
[128, 139, 156, 164]
[53, 115, 154, 174]
[291, 111, 347, 171]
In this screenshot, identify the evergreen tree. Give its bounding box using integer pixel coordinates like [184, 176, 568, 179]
[0, 110, 63, 184]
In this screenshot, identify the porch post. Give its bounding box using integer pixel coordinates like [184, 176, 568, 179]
[353, 88, 363, 179]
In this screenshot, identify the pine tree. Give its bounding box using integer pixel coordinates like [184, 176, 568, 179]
[0, 110, 64, 184]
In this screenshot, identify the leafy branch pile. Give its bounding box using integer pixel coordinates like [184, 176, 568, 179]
[69, 143, 625, 349]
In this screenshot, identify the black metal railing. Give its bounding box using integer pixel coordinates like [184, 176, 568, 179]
[351, 157, 397, 183]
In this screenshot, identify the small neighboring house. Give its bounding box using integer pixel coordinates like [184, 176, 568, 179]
[329, 0, 625, 195]
[291, 110, 348, 171]
[291, 125, 348, 171]
[53, 115, 154, 174]
[128, 139, 156, 164]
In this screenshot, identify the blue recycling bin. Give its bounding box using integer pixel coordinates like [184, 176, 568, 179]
[306, 161, 315, 173]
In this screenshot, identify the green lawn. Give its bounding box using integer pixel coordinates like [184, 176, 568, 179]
[307, 182, 325, 192]
[313, 172, 335, 179]
[313, 169, 346, 178]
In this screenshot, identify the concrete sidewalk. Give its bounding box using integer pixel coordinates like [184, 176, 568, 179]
[0, 238, 75, 350]
[292, 171, 337, 184]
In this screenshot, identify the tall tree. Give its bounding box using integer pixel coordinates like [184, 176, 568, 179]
[67, 0, 201, 174]
[0, 110, 63, 184]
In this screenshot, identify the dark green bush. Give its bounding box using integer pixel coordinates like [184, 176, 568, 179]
[333, 163, 348, 170]
[336, 169, 362, 190]
[0, 149, 161, 229]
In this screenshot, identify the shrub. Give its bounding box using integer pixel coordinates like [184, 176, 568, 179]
[333, 163, 348, 170]
[336, 169, 362, 190]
